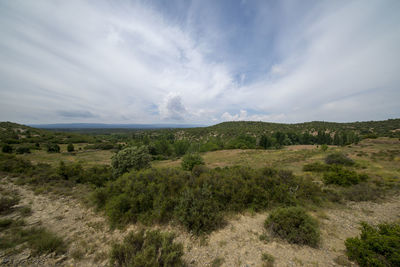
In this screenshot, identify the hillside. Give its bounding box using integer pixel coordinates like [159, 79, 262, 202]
[180, 119, 400, 139]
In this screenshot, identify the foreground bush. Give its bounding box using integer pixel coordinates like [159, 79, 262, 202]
[325, 153, 354, 166]
[175, 184, 223, 235]
[345, 222, 400, 266]
[94, 166, 322, 234]
[181, 153, 204, 171]
[111, 146, 151, 177]
[264, 207, 320, 247]
[110, 230, 184, 267]
[323, 166, 368, 186]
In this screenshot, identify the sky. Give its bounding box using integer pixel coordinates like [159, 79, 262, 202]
[0, 0, 399, 125]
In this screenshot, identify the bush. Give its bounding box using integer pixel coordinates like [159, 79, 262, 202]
[95, 166, 322, 235]
[323, 166, 368, 186]
[2, 144, 13, 153]
[181, 153, 205, 171]
[175, 184, 223, 235]
[0, 154, 32, 173]
[67, 143, 74, 152]
[264, 207, 320, 247]
[16, 146, 31, 154]
[325, 153, 354, 166]
[111, 146, 151, 177]
[345, 222, 400, 266]
[109, 230, 184, 267]
[303, 162, 331, 172]
[0, 195, 20, 215]
[27, 227, 66, 255]
[46, 143, 60, 153]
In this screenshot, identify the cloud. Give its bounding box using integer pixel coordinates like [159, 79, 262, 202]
[159, 95, 187, 121]
[0, 0, 399, 124]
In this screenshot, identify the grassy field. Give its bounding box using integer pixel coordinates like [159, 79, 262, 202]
[154, 138, 400, 181]
[18, 144, 114, 167]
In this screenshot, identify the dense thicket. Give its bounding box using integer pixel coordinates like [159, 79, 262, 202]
[92, 166, 322, 234]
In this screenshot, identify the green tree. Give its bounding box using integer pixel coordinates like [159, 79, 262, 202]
[259, 135, 272, 149]
[111, 146, 151, 177]
[67, 143, 74, 152]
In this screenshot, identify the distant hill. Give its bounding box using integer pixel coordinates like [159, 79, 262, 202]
[29, 123, 205, 129]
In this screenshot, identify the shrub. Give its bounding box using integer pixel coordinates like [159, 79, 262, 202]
[95, 166, 322, 235]
[261, 253, 275, 267]
[175, 184, 223, 235]
[111, 146, 151, 177]
[320, 144, 328, 152]
[181, 153, 205, 171]
[303, 162, 331, 172]
[109, 230, 184, 267]
[264, 207, 320, 247]
[0, 154, 33, 173]
[323, 166, 368, 186]
[27, 227, 66, 255]
[325, 153, 354, 166]
[0, 195, 20, 215]
[2, 144, 13, 153]
[345, 222, 400, 266]
[67, 143, 74, 152]
[46, 143, 60, 153]
[16, 146, 31, 154]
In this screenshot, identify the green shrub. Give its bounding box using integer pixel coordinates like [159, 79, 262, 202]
[95, 166, 322, 235]
[27, 227, 66, 255]
[46, 143, 60, 153]
[345, 222, 400, 266]
[67, 143, 74, 152]
[261, 252, 275, 267]
[323, 166, 368, 186]
[325, 153, 354, 166]
[16, 146, 31, 154]
[303, 162, 331, 172]
[111, 146, 151, 177]
[110, 230, 184, 267]
[0, 195, 20, 215]
[264, 207, 320, 247]
[175, 184, 223, 235]
[181, 153, 205, 171]
[0, 154, 32, 173]
[2, 144, 13, 153]
[320, 144, 328, 152]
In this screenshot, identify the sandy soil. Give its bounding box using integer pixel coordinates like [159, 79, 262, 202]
[1, 177, 399, 267]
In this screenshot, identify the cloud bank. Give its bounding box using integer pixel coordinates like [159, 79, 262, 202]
[0, 0, 399, 124]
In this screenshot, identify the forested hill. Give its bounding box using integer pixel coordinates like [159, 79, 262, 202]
[180, 119, 400, 139]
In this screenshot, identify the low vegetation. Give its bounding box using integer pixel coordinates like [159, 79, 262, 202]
[345, 222, 400, 266]
[264, 207, 320, 247]
[109, 229, 184, 267]
[323, 166, 368, 186]
[325, 152, 355, 166]
[181, 153, 205, 171]
[93, 166, 321, 233]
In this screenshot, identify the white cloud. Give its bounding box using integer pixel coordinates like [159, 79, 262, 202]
[0, 0, 399, 124]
